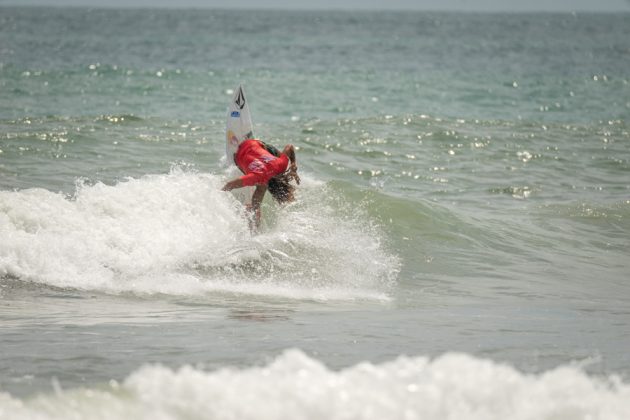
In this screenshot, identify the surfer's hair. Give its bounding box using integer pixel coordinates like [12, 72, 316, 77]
[268, 173, 295, 204]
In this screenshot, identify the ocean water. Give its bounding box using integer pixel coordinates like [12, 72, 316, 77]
[1, 7, 630, 419]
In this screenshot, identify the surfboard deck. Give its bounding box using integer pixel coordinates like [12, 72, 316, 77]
[226, 84, 255, 205]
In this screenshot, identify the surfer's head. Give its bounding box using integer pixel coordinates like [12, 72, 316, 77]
[268, 173, 295, 204]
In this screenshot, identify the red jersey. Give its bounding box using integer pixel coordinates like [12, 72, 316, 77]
[235, 139, 289, 187]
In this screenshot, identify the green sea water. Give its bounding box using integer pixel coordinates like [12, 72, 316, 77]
[1, 7, 630, 418]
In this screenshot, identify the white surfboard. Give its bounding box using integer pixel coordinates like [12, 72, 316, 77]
[226, 84, 254, 159]
[226, 84, 255, 204]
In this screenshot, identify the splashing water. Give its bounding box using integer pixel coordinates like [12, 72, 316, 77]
[0, 169, 399, 301]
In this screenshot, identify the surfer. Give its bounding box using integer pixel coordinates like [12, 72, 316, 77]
[222, 139, 300, 230]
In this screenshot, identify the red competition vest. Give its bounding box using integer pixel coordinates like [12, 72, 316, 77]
[235, 139, 289, 186]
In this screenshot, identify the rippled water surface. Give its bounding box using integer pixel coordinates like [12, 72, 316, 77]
[1, 7, 629, 418]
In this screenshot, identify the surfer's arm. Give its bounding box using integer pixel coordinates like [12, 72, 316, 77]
[222, 171, 265, 190]
[221, 178, 244, 191]
[282, 144, 300, 185]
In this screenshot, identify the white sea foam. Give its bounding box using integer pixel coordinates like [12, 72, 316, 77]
[1, 350, 628, 420]
[0, 169, 398, 300]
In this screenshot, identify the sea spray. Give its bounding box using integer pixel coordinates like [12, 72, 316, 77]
[0, 169, 399, 300]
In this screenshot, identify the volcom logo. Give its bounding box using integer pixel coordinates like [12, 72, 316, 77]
[235, 87, 246, 110]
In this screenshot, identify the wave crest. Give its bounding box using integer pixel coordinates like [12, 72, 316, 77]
[0, 170, 398, 301]
[2, 350, 629, 420]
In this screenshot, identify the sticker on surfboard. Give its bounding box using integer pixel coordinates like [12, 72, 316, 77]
[226, 84, 254, 160]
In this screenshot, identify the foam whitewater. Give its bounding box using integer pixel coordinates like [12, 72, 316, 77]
[0, 169, 399, 301]
[0, 349, 628, 420]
